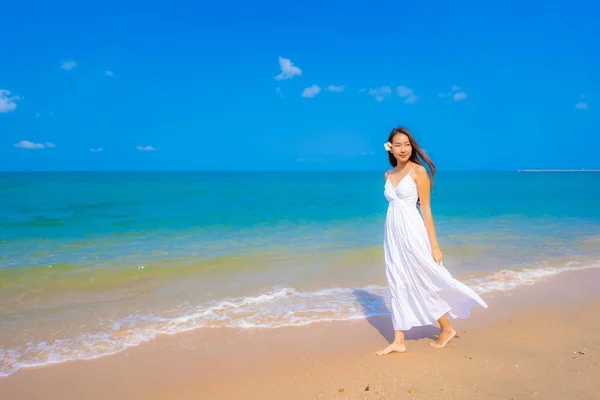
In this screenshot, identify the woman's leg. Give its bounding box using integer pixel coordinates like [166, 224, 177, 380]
[376, 330, 407, 355]
[430, 313, 456, 348]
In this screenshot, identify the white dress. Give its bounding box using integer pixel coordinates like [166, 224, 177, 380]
[383, 167, 488, 331]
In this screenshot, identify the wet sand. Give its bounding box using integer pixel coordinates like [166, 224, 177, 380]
[1, 268, 599, 400]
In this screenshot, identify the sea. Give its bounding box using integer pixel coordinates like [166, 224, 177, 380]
[1, 171, 599, 376]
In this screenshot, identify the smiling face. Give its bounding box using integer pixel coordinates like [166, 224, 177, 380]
[390, 133, 412, 163]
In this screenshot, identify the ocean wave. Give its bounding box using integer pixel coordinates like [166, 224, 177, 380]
[1, 259, 598, 377]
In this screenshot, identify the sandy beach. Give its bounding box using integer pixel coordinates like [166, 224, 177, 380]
[1, 268, 599, 400]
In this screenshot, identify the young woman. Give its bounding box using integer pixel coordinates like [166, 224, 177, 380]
[377, 126, 488, 355]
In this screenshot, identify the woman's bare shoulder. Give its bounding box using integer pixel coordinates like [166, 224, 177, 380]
[412, 164, 427, 175]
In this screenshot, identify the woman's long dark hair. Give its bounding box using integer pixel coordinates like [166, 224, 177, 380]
[387, 126, 436, 186]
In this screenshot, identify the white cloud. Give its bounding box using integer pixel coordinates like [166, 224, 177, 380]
[575, 94, 589, 110]
[453, 92, 468, 101]
[90, 147, 104, 152]
[136, 145, 156, 151]
[274, 56, 302, 81]
[14, 140, 56, 149]
[301, 84, 321, 98]
[0, 89, 21, 113]
[60, 60, 77, 71]
[275, 87, 284, 99]
[327, 85, 345, 92]
[368, 86, 392, 102]
[105, 70, 114, 77]
[396, 85, 419, 103]
[295, 155, 326, 163]
[440, 85, 468, 101]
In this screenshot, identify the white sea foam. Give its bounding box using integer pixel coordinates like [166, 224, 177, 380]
[1, 260, 598, 377]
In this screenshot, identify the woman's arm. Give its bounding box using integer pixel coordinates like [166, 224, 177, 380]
[414, 165, 443, 263]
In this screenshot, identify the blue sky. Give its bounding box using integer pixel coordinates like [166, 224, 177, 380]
[1, 0, 598, 171]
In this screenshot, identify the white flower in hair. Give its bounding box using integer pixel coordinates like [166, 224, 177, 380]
[383, 142, 392, 151]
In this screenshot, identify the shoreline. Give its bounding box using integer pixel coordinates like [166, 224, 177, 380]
[2, 258, 599, 379]
[1, 268, 599, 399]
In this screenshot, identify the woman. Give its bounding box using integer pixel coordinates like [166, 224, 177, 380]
[377, 126, 488, 355]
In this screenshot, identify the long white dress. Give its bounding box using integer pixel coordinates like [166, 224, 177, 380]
[383, 167, 488, 331]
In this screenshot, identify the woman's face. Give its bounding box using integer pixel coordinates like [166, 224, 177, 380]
[391, 133, 412, 163]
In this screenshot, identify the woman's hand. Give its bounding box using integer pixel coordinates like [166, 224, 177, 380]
[432, 247, 443, 264]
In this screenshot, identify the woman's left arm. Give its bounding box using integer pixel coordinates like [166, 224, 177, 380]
[414, 166, 443, 264]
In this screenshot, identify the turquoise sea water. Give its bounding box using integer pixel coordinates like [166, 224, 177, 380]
[1, 171, 599, 376]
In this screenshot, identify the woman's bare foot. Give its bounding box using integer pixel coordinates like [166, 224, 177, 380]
[375, 342, 407, 356]
[430, 328, 456, 348]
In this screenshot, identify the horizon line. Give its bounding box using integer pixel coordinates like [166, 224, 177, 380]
[517, 169, 600, 172]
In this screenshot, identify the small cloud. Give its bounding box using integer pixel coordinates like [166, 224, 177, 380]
[274, 56, 302, 81]
[105, 70, 114, 77]
[575, 94, 588, 110]
[301, 84, 321, 98]
[34, 112, 41, 118]
[14, 140, 56, 149]
[0, 89, 21, 113]
[327, 85, 345, 93]
[136, 145, 156, 151]
[295, 155, 326, 163]
[440, 85, 467, 101]
[275, 87, 284, 99]
[405, 95, 419, 103]
[368, 86, 392, 102]
[453, 92, 468, 101]
[60, 60, 77, 71]
[396, 86, 419, 104]
[90, 147, 104, 152]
